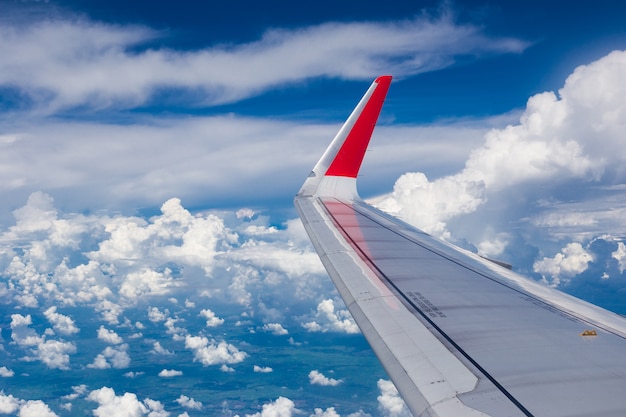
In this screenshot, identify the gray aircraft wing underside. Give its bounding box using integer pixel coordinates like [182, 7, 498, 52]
[294, 76, 626, 417]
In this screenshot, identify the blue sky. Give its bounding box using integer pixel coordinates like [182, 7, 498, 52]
[2, 1, 626, 416]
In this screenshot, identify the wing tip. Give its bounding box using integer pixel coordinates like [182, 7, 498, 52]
[375, 75, 393, 86]
[297, 75, 392, 199]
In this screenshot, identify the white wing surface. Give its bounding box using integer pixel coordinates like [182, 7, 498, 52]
[294, 76, 626, 417]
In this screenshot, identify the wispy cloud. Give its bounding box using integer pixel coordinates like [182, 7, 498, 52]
[0, 12, 527, 112]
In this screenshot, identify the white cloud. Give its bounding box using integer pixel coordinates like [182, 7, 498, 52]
[150, 341, 173, 356]
[253, 365, 273, 373]
[10, 313, 33, 329]
[184, 335, 247, 366]
[612, 241, 626, 273]
[0, 12, 526, 112]
[142, 399, 168, 417]
[477, 235, 509, 258]
[246, 397, 297, 417]
[61, 385, 88, 401]
[376, 50, 626, 243]
[262, 323, 288, 335]
[311, 408, 340, 417]
[10, 314, 42, 347]
[220, 365, 235, 373]
[377, 379, 411, 417]
[199, 309, 225, 327]
[176, 395, 202, 410]
[89, 198, 232, 277]
[308, 370, 343, 386]
[96, 300, 123, 325]
[302, 299, 359, 334]
[10, 314, 76, 370]
[35, 339, 77, 370]
[164, 317, 187, 341]
[534, 242, 593, 286]
[43, 307, 79, 335]
[158, 369, 183, 377]
[88, 344, 130, 369]
[18, 400, 59, 417]
[0, 392, 19, 413]
[87, 387, 169, 417]
[147, 307, 168, 323]
[97, 326, 123, 345]
[0, 367, 14, 378]
[87, 387, 147, 417]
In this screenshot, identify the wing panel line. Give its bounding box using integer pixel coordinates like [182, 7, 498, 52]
[319, 197, 535, 417]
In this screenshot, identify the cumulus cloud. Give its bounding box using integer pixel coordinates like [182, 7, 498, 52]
[612, 241, 626, 273]
[0, 392, 19, 413]
[253, 365, 273, 373]
[1, 196, 280, 319]
[176, 395, 202, 410]
[158, 369, 183, 377]
[184, 335, 247, 366]
[87, 387, 146, 417]
[35, 339, 77, 370]
[310, 408, 340, 417]
[376, 50, 626, 243]
[308, 370, 343, 386]
[200, 309, 225, 327]
[147, 307, 168, 323]
[97, 326, 123, 345]
[0, 392, 60, 417]
[10, 314, 42, 346]
[377, 379, 411, 417]
[18, 400, 59, 417]
[88, 344, 130, 369]
[90, 198, 231, 277]
[246, 397, 297, 417]
[43, 307, 79, 335]
[10, 314, 76, 370]
[302, 299, 359, 334]
[534, 242, 593, 286]
[61, 385, 88, 401]
[150, 341, 173, 356]
[0, 367, 14, 377]
[262, 323, 288, 335]
[87, 387, 170, 417]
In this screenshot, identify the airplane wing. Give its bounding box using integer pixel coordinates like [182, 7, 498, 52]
[294, 76, 626, 417]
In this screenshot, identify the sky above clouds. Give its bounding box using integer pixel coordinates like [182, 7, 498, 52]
[2, 0, 626, 416]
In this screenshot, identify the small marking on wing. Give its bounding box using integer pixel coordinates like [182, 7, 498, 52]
[407, 291, 447, 318]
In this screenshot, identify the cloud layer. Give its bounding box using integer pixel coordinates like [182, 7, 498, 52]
[0, 12, 526, 111]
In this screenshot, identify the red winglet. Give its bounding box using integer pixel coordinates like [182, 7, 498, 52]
[324, 75, 392, 178]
